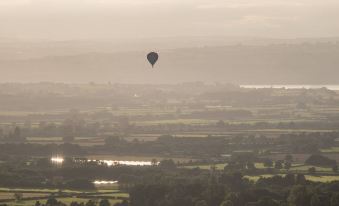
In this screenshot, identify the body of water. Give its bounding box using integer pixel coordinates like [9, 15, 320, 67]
[88, 159, 156, 166]
[51, 157, 157, 166]
[241, 85, 339, 90]
[93, 180, 118, 185]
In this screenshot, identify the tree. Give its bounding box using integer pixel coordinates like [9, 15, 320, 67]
[65, 179, 95, 190]
[151, 159, 158, 166]
[99, 199, 111, 206]
[223, 193, 239, 206]
[220, 200, 233, 206]
[14, 193, 23, 202]
[195, 200, 208, 206]
[285, 162, 292, 170]
[13, 126, 21, 139]
[287, 185, 309, 206]
[85, 200, 96, 206]
[305, 154, 336, 167]
[257, 197, 279, 206]
[296, 174, 307, 185]
[36, 158, 51, 168]
[296, 102, 307, 110]
[35, 201, 41, 206]
[46, 196, 58, 206]
[275, 160, 283, 170]
[225, 161, 245, 171]
[114, 200, 128, 206]
[310, 194, 321, 206]
[0, 128, 3, 139]
[308, 167, 316, 174]
[333, 165, 338, 173]
[63, 136, 74, 143]
[9, 126, 25, 142]
[159, 159, 176, 169]
[285, 174, 295, 185]
[285, 154, 293, 162]
[246, 162, 256, 170]
[71, 202, 81, 206]
[118, 116, 131, 133]
[263, 159, 273, 168]
[331, 193, 339, 206]
[105, 135, 124, 146]
[216, 120, 226, 128]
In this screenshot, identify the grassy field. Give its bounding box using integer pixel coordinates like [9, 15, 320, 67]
[0, 186, 127, 206]
[183, 163, 227, 170]
[95, 193, 129, 198]
[288, 165, 333, 172]
[182, 162, 335, 175]
[183, 162, 275, 171]
[25, 136, 105, 146]
[0, 192, 51, 200]
[5, 197, 122, 206]
[305, 175, 339, 182]
[0, 187, 121, 194]
[245, 175, 280, 182]
[0, 188, 59, 193]
[321, 147, 339, 153]
[0, 192, 49, 200]
[133, 119, 216, 126]
[245, 175, 339, 183]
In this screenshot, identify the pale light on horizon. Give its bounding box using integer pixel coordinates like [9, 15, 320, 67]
[0, 0, 338, 40]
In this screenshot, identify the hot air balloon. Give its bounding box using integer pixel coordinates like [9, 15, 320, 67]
[147, 52, 158, 68]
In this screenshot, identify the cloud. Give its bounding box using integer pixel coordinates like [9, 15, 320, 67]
[196, 0, 304, 10]
[0, 0, 338, 39]
[0, 0, 30, 5]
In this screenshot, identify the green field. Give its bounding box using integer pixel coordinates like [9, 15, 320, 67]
[0, 188, 59, 193]
[183, 162, 273, 170]
[183, 163, 228, 170]
[134, 119, 216, 126]
[4, 197, 122, 206]
[0, 187, 127, 206]
[289, 165, 333, 172]
[95, 193, 129, 198]
[245, 175, 339, 183]
[321, 147, 339, 153]
[245, 175, 280, 182]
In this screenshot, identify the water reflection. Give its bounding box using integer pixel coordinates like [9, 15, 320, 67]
[51, 157, 64, 164]
[88, 160, 156, 166]
[93, 180, 118, 185]
[51, 157, 159, 166]
[241, 84, 339, 90]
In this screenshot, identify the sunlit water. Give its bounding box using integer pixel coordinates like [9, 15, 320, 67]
[93, 180, 118, 185]
[241, 85, 339, 90]
[51, 157, 157, 166]
[88, 160, 156, 166]
[51, 157, 64, 164]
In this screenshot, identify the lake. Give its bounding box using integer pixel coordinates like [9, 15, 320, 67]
[52, 157, 158, 166]
[241, 85, 339, 90]
[88, 159, 156, 166]
[93, 180, 118, 185]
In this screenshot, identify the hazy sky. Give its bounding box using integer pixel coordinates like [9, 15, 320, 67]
[0, 0, 338, 40]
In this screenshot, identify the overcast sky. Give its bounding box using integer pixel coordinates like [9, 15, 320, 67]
[0, 0, 338, 40]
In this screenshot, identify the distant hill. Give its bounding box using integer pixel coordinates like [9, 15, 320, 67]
[0, 39, 339, 84]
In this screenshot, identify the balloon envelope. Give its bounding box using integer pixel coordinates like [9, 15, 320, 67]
[147, 52, 158, 67]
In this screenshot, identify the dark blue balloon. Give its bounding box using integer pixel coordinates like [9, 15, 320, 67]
[147, 52, 158, 68]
